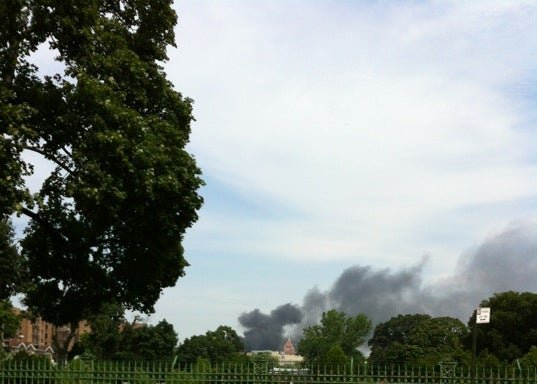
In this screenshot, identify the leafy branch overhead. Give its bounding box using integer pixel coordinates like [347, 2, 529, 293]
[0, 0, 204, 360]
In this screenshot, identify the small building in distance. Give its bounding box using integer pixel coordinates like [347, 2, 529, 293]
[283, 337, 295, 355]
[248, 337, 304, 366]
[4, 307, 91, 360]
[280, 337, 303, 365]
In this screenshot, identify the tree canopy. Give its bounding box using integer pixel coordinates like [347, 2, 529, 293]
[115, 320, 178, 361]
[297, 309, 372, 364]
[0, 300, 20, 340]
[0, 218, 24, 300]
[466, 291, 537, 362]
[177, 326, 245, 365]
[0, 0, 203, 362]
[368, 314, 467, 365]
[73, 302, 125, 360]
[77, 304, 178, 361]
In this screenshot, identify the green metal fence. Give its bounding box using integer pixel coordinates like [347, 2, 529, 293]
[2, 360, 537, 384]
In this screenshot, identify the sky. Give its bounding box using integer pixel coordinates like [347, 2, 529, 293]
[154, 1, 537, 346]
[16, 1, 537, 348]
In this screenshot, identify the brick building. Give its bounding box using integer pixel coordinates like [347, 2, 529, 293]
[4, 308, 90, 358]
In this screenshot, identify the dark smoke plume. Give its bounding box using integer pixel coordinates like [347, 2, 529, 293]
[239, 303, 303, 351]
[239, 219, 537, 350]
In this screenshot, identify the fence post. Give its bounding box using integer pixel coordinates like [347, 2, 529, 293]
[439, 361, 457, 384]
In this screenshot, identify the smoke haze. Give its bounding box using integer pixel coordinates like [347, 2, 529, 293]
[239, 219, 537, 350]
[239, 303, 303, 351]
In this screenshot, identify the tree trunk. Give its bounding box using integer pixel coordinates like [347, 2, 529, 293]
[52, 323, 77, 366]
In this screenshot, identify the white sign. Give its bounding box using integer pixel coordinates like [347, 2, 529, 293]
[476, 307, 491, 324]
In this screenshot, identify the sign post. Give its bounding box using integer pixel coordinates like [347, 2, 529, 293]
[472, 307, 491, 384]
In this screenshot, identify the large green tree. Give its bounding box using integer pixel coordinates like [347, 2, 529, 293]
[0, 300, 21, 341]
[0, 218, 24, 300]
[1, 0, 203, 363]
[115, 319, 178, 360]
[368, 314, 467, 365]
[177, 326, 245, 365]
[77, 309, 179, 361]
[465, 291, 537, 362]
[297, 309, 372, 364]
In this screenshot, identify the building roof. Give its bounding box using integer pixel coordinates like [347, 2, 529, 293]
[283, 338, 295, 355]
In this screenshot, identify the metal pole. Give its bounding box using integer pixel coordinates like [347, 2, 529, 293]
[471, 310, 477, 384]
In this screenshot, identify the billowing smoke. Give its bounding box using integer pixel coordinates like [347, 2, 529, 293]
[239, 303, 303, 351]
[239, 218, 537, 350]
[425, 218, 537, 319]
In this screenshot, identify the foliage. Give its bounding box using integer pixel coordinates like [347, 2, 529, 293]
[116, 320, 178, 360]
[368, 314, 467, 365]
[75, 302, 125, 360]
[465, 291, 537, 362]
[247, 351, 279, 366]
[0, 0, 203, 363]
[0, 300, 20, 339]
[59, 359, 93, 384]
[177, 325, 245, 365]
[297, 309, 372, 364]
[83, 317, 178, 361]
[0, 347, 9, 361]
[12, 350, 54, 364]
[0, 219, 24, 300]
[324, 345, 347, 368]
[446, 345, 472, 368]
[475, 350, 501, 368]
[518, 346, 537, 368]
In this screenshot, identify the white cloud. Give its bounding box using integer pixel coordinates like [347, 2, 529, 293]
[169, 1, 537, 278]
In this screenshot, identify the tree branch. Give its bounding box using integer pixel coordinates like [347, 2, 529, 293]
[23, 145, 74, 175]
[61, 146, 73, 158]
[20, 207, 66, 245]
[20, 207, 46, 225]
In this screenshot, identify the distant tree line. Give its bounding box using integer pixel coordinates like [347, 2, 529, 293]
[171, 291, 537, 368]
[3, 290, 537, 368]
[296, 290, 537, 369]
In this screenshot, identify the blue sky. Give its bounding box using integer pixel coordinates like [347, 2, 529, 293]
[18, 1, 537, 343]
[149, 0, 537, 341]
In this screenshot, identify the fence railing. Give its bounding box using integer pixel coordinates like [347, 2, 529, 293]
[2, 360, 537, 384]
